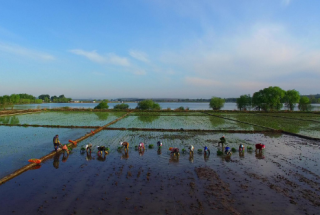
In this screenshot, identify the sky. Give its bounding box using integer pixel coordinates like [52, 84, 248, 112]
[0, 0, 320, 99]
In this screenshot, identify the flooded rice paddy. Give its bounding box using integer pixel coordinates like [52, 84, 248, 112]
[109, 115, 263, 131]
[0, 111, 125, 126]
[0, 111, 320, 214]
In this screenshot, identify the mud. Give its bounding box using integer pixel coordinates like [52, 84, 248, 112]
[0, 132, 320, 214]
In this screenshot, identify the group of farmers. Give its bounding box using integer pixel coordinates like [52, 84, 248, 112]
[53, 135, 265, 157]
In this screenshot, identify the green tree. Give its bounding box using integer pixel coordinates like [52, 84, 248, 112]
[1, 95, 10, 105]
[252, 86, 285, 111]
[236, 94, 251, 111]
[114, 103, 129, 110]
[94, 100, 109, 109]
[298, 96, 312, 111]
[35, 99, 43, 104]
[39, 94, 50, 101]
[209, 97, 225, 110]
[136, 100, 161, 110]
[283, 89, 300, 111]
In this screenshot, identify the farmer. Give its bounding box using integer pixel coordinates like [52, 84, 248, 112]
[169, 147, 179, 156]
[97, 146, 107, 156]
[239, 144, 245, 152]
[53, 134, 62, 152]
[204, 146, 210, 155]
[138, 142, 145, 151]
[157, 141, 163, 148]
[86, 143, 93, 153]
[224, 146, 232, 156]
[255, 143, 265, 153]
[120, 142, 129, 152]
[188, 145, 194, 155]
[61, 145, 69, 154]
[218, 135, 226, 146]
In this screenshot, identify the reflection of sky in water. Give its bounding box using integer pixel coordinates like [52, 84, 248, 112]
[0, 126, 90, 178]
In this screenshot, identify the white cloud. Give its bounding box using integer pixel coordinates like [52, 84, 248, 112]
[129, 50, 149, 63]
[0, 42, 55, 60]
[69, 49, 130, 66]
[160, 23, 320, 95]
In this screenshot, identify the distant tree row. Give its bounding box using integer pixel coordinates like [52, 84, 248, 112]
[0, 93, 72, 105]
[0, 94, 39, 105]
[236, 86, 312, 111]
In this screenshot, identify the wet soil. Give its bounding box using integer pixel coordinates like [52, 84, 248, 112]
[0, 132, 320, 215]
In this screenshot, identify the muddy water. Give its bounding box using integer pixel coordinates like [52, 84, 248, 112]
[0, 131, 320, 215]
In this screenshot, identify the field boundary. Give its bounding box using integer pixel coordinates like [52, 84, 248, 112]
[0, 112, 131, 186]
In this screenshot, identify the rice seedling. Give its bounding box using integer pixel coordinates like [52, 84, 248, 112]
[231, 147, 237, 153]
[198, 149, 203, 154]
[148, 144, 154, 149]
[217, 150, 223, 156]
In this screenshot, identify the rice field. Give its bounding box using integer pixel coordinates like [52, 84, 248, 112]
[1, 130, 320, 214]
[0, 111, 126, 126]
[109, 115, 264, 131]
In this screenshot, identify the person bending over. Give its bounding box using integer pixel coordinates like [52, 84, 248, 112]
[138, 142, 145, 151]
[120, 142, 130, 152]
[204, 146, 210, 155]
[188, 145, 194, 155]
[218, 135, 226, 146]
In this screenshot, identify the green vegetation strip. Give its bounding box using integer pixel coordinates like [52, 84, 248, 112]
[0, 112, 131, 185]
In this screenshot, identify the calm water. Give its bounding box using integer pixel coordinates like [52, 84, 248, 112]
[8, 102, 320, 111]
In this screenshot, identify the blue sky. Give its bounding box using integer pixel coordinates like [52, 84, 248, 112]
[0, 0, 319, 99]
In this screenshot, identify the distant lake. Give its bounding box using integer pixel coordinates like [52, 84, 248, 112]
[9, 102, 320, 111]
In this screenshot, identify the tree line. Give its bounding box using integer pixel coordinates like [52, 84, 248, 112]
[0, 93, 72, 105]
[235, 86, 313, 111]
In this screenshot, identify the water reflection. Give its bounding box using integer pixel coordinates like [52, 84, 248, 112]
[255, 152, 265, 159]
[157, 147, 162, 155]
[53, 153, 62, 169]
[139, 150, 145, 156]
[62, 152, 69, 163]
[94, 112, 109, 121]
[86, 152, 93, 161]
[121, 152, 129, 160]
[189, 154, 194, 163]
[97, 154, 106, 162]
[169, 154, 179, 163]
[203, 153, 209, 162]
[239, 151, 245, 158]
